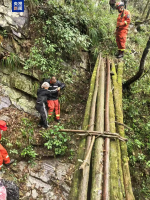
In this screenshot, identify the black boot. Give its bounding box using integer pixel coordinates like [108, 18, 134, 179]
[115, 51, 120, 57]
[4, 159, 15, 167]
[117, 51, 124, 58]
[55, 118, 60, 123]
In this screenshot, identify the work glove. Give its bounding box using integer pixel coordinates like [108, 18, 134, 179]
[117, 22, 126, 27]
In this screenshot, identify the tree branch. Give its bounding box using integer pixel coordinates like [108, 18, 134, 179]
[123, 36, 150, 89]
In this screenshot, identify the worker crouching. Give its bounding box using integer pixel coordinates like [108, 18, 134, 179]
[0, 121, 14, 170]
[115, 2, 131, 58]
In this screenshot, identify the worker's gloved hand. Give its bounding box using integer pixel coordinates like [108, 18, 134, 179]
[118, 22, 125, 27]
[57, 87, 60, 91]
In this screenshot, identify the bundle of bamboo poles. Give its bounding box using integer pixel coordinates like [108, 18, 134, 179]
[69, 54, 135, 200]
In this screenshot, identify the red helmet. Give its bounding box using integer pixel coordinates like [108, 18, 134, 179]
[0, 120, 7, 131]
[116, 2, 124, 9]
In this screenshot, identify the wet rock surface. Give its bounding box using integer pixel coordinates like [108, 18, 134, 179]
[3, 159, 74, 200]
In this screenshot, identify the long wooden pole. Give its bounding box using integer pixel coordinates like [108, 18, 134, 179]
[109, 63, 125, 199]
[103, 57, 110, 200]
[112, 62, 135, 200]
[69, 54, 100, 200]
[90, 57, 105, 200]
[78, 54, 101, 200]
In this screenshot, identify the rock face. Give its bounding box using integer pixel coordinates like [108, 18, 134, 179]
[0, 0, 29, 38]
[0, 84, 39, 116]
[0, 65, 39, 97]
[0, 95, 11, 110]
[0, 0, 39, 115]
[16, 159, 74, 200]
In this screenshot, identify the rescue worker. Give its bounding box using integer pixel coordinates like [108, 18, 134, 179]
[109, 0, 116, 12]
[0, 121, 14, 170]
[35, 82, 60, 129]
[115, 2, 131, 58]
[45, 76, 65, 123]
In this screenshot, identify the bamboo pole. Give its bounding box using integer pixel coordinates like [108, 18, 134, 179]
[69, 54, 100, 200]
[112, 62, 135, 200]
[90, 58, 105, 200]
[78, 53, 101, 200]
[103, 57, 110, 200]
[109, 64, 125, 199]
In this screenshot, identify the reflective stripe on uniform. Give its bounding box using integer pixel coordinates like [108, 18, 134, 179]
[0, 164, 3, 168]
[119, 49, 125, 51]
[48, 112, 53, 116]
[125, 21, 127, 25]
[56, 114, 60, 117]
[6, 155, 9, 158]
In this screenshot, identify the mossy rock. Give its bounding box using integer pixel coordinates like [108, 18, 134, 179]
[10, 72, 39, 97]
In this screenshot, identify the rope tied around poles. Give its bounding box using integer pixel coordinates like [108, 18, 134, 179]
[59, 129, 128, 142]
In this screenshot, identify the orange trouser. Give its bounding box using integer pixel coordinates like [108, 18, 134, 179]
[47, 100, 60, 120]
[116, 29, 128, 51]
[0, 144, 10, 169]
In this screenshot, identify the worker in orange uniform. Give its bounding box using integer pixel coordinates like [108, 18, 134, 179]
[44, 76, 65, 123]
[115, 2, 131, 58]
[0, 121, 14, 169]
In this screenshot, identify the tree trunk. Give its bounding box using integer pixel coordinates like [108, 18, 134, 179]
[69, 54, 100, 200]
[90, 58, 105, 200]
[142, 0, 150, 16]
[112, 62, 135, 200]
[123, 36, 150, 89]
[146, 6, 150, 19]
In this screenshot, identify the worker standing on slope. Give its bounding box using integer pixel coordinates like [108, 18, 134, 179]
[36, 82, 60, 129]
[45, 76, 65, 123]
[115, 2, 131, 58]
[0, 121, 14, 170]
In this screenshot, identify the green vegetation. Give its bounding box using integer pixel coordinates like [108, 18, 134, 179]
[0, 0, 150, 198]
[21, 145, 37, 159]
[23, 0, 118, 76]
[41, 125, 70, 155]
[23, 1, 150, 198]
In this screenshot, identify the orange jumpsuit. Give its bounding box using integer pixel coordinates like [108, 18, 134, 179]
[0, 131, 10, 169]
[47, 100, 60, 120]
[116, 9, 131, 51]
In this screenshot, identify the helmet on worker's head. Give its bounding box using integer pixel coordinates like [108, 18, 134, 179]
[115, 2, 124, 9]
[0, 120, 7, 131]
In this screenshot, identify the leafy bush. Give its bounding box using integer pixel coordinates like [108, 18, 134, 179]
[41, 125, 71, 155]
[21, 145, 37, 159]
[24, 1, 90, 74]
